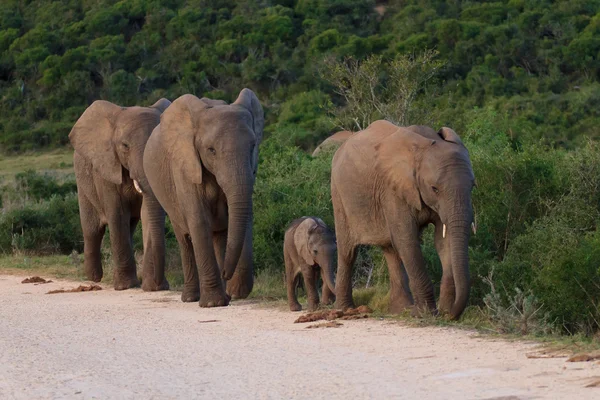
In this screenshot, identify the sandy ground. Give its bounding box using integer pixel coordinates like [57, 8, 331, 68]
[1, 275, 599, 400]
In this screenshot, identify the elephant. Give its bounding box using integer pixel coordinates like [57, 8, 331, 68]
[330, 120, 476, 319]
[284, 216, 337, 312]
[69, 98, 171, 291]
[143, 88, 264, 307]
[311, 130, 353, 157]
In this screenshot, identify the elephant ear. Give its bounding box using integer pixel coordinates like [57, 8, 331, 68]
[233, 88, 264, 144]
[69, 100, 123, 185]
[437, 127, 463, 146]
[159, 94, 209, 184]
[294, 218, 318, 266]
[150, 98, 171, 113]
[374, 128, 436, 211]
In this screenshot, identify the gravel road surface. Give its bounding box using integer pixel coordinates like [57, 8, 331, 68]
[1, 274, 599, 399]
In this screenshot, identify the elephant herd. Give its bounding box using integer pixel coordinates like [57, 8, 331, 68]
[70, 88, 476, 319]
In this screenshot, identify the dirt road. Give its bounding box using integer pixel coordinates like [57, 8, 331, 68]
[1, 275, 598, 399]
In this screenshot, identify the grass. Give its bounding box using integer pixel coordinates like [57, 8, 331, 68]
[0, 254, 85, 280]
[0, 149, 73, 184]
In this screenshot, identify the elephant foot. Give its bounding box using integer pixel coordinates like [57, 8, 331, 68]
[84, 266, 103, 283]
[409, 303, 437, 318]
[322, 294, 336, 305]
[437, 295, 455, 317]
[307, 301, 320, 312]
[181, 289, 200, 303]
[388, 297, 414, 315]
[199, 288, 230, 308]
[289, 302, 302, 312]
[113, 275, 140, 291]
[226, 279, 253, 300]
[141, 277, 170, 292]
[335, 297, 355, 311]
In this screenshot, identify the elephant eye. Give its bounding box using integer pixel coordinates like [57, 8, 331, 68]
[313, 250, 318, 255]
[208, 147, 216, 155]
[432, 186, 439, 194]
[121, 142, 130, 150]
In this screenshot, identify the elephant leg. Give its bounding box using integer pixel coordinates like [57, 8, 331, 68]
[383, 246, 413, 314]
[434, 220, 454, 315]
[108, 214, 140, 290]
[129, 218, 138, 249]
[173, 224, 200, 302]
[226, 220, 254, 300]
[320, 268, 335, 305]
[212, 230, 227, 274]
[285, 250, 302, 312]
[78, 193, 105, 282]
[303, 266, 320, 312]
[392, 224, 435, 315]
[140, 201, 169, 292]
[332, 193, 356, 311]
[189, 218, 229, 308]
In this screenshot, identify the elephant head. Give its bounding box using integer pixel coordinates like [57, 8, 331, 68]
[294, 218, 337, 294]
[159, 89, 264, 282]
[69, 98, 171, 191]
[376, 125, 475, 319]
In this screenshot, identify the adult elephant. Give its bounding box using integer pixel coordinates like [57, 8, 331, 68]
[69, 98, 171, 291]
[331, 121, 476, 319]
[143, 89, 263, 306]
[312, 130, 353, 157]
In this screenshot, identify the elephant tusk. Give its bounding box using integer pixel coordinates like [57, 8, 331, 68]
[442, 224, 446, 239]
[133, 180, 143, 194]
[472, 222, 477, 235]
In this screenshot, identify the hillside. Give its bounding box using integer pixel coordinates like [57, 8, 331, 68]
[1, 0, 600, 152]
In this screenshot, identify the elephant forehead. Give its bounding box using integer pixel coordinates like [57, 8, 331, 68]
[116, 108, 160, 131]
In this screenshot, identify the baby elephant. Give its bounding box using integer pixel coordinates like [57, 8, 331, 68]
[284, 217, 337, 311]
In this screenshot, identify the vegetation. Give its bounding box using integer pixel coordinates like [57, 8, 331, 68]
[1, 1, 600, 339]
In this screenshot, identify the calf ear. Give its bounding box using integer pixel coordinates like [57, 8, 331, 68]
[69, 100, 123, 185]
[374, 127, 436, 211]
[294, 218, 318, 266]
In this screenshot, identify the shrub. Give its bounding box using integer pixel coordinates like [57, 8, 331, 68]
[0, 193, 82, 254]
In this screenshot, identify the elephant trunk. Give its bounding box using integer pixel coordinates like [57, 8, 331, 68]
[222, 182, 253, 281]
[448, 217, 471, 320]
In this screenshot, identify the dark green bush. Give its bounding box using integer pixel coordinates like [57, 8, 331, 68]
[0, 193, 82, 254]
[14, 170, 77, 201]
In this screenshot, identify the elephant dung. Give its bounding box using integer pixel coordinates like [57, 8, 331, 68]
[294, 306, 373, 324]
[21, 276, 52, 284]
[306, 321, 343, 329]
[567, 351, 600, 362]
[46, 284, 102, 294]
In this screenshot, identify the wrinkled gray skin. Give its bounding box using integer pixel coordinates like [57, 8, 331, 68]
[143, 89, 263, 307]
[69, 98, 171, 290]
[284, 217, 337, 312]
[331, 121, 475, 319]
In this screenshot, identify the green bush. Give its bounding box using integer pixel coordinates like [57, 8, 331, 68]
[0, 193, 82, 254]
[14, 170, 77, 201]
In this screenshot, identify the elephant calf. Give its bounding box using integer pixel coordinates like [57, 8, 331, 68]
[284, 217, 336, 312]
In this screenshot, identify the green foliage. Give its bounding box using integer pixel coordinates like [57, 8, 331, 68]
[0, 193, 82, 255]
[320, 50, 443, 130]
[14, 170, 77, 201]
[2, 0, 600, 152]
